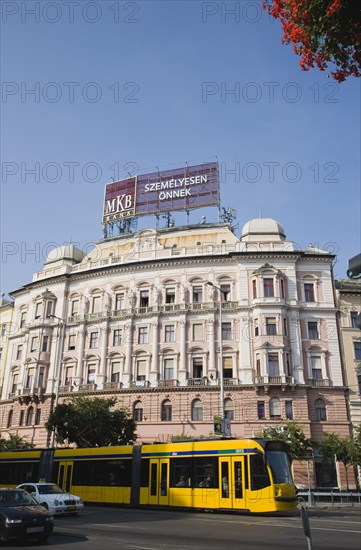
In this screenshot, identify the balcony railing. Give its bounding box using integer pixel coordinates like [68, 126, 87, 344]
[59, 385, 73, 393]
[158, 379, 178, 388]
[308, 378, 330, 387]
[256, 376, 295, 385]
[187, 378, 208, 387]
[223, 378, 239, 386]
[130, 380, 150, 388]
[104, 381, 122, 390]
[79, 383, 97, 391]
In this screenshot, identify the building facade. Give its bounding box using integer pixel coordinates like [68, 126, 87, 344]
[336, 279, 361, 426]
[0, 295, 14, 397]
[0, 219, 353, 487]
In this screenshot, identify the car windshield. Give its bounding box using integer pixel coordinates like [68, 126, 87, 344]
[0, 490, 37, 507]
[38, 484, 65, 495]
[266, 450, 293, 484]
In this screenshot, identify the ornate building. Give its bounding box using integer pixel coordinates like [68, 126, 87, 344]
[0, 219, 352, 487]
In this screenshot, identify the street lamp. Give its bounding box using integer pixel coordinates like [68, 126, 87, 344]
[206, 281, 224, 433]
[47, 314, 66, 447]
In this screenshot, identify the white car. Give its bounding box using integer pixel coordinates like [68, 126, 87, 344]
[17, 483, 84, 515]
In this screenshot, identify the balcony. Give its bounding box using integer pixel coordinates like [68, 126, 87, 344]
[79, 383, 97, 392]
[59, 385, 73, 393]
[256, 376, 294, 385]
[104, 381, 122, 390]
[223, 378, 239, 386]
[130, 380, 150, 388]
[187, 378, 208, 387]
[308, 378, 330, 387]
[158, 379, 178, 388]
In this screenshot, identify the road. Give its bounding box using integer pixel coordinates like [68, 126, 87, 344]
[35, 505, 361, 550]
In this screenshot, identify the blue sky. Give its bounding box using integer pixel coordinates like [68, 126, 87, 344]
[1, 0, 360, 295]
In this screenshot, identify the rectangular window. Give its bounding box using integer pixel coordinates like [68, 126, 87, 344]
[304, 283, 315, 302]
[280, 278, 285, 299]
[311, 356, 322, 379]
[222, 322, 232, 340]
[113, 329, 122, 346]
[138, 327, 148, 344]
[16, 345, 23, 360]
[115, 293, 124, 310]
[26, 368, 34, 389]
[257, 401, 265, 420]
[285, 353, 291, 376]
[140, 290, 149, 307]
[308, 321, 319, 339]
[267, 353, 280, 376]
[165, 288, 175, 304]
[256, 356, 261, 376]
[92, 296, 101, 313]
[354, 342, 361, 361]
[358, 374, 361, 395]
[192, 286, 203, 303]
[223, 356, 233, 379]
[11, 374, 19, 394]
[137, 359, 146, 381]
[35, 409, 41, 425]
[20, 311, 26, 328]
[45, 301, 53, 318]
[89, 332, 99, 349]
[19, 410, 25, 426]
[87, 365, 96, 383]
[266, 318, 277, 336]
[192, 323, 203, 341]
[164, 358, 174, 380]
[111, 361, 120, 382]
[283, 318, 288, 336]
[221, 284, 230, 302]
[350, 311, 359, 328]
[285, 401, 293, 420]
[34, 302, 42, 319]
[68, 334, 76, 350]
[71, 300, 79, 316]
[165, 325, 175, 343]
[38, 368, 45, 389]
[254, 319, 259, 337]
[252, 280, 257, 299]
[30, 336, 38, 353]
[263, 278, 274, 298]
[65, 366, 74, 386]
[41, 336, 49, 352]
[192, 357, 203, 379]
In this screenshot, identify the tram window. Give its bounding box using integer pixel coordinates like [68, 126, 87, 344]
[194, 457, 218, 489]
[140, 459, 150, 487]
[250, 454, 270, 490]
[170, 458, 192, 487]
[0, 462, 39, 484]
[72, 459, 132, 487]
[234, 461, 243, 499]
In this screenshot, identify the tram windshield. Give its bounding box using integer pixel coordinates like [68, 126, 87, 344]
[266, 451, 293, 484]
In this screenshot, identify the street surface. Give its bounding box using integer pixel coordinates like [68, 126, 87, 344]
[21, 505, 361, 550]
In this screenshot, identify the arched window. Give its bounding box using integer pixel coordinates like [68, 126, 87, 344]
[269, 397, 281, 419]
[315, 399, 327, 421]
[224, 398, 234, 420]
[191, 399, 203, 421]
[133, 401, 143, 422]
[26, 406, 34, 426]
[7, 410, 13, 428]
[161, 399, 172, 421]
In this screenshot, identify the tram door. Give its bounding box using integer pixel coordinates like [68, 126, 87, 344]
[57, 461, 73, 493]
[148, 459, 169, 506]
[219, 458, 246, 509]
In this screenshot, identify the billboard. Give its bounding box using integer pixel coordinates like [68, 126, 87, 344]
[102, 162, 219, 224]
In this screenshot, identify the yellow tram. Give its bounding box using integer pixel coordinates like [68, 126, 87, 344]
[0, 438, 297, 513]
